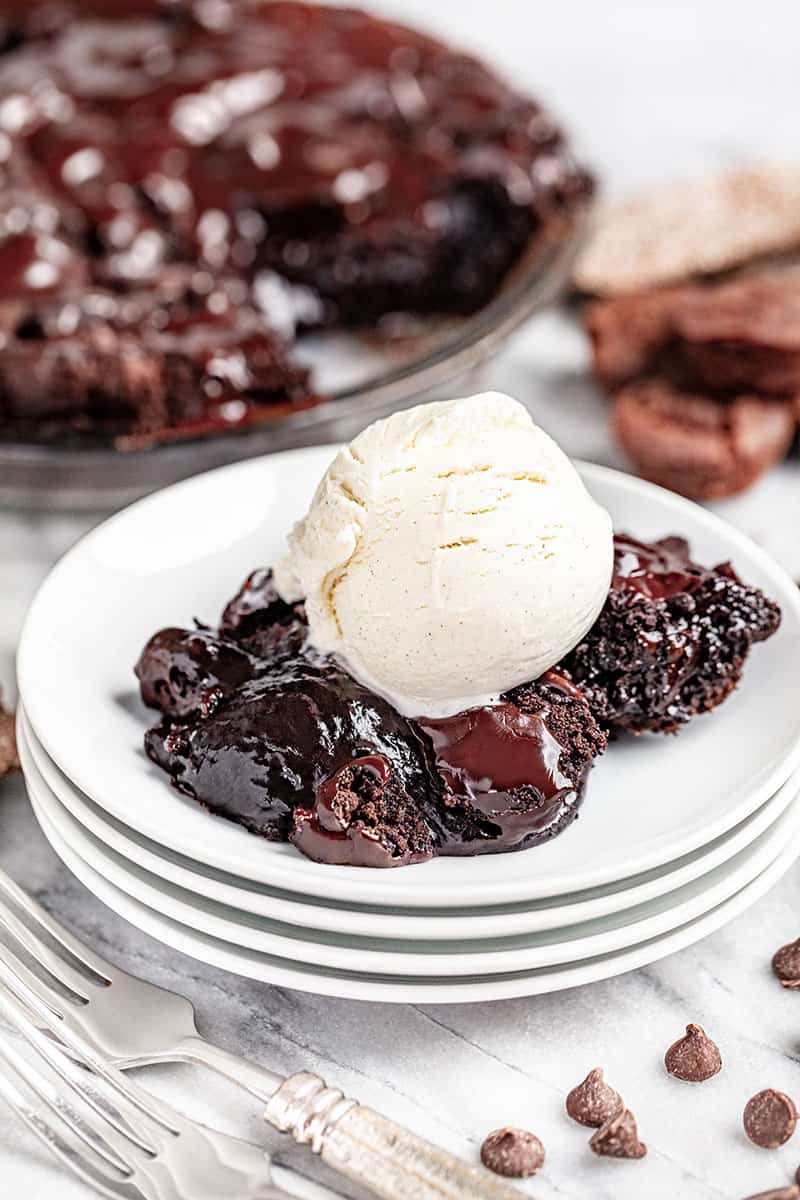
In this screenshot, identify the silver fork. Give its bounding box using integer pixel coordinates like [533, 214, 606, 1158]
[0, 867, 521, 1200]
[0, 970, 291, 1199]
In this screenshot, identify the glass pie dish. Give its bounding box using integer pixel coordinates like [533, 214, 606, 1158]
[0, 210, 587, 512]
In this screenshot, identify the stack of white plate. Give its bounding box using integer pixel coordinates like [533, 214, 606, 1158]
[16, 449, 800, 1003]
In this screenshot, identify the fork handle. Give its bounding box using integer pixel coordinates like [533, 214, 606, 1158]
[171, 1035, 283, 1103]
[265, 1072, 523, 1200]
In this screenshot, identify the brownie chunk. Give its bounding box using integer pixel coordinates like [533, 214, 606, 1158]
[137, 569, 606, 866]
[675, 275, 800, 394]
[291, 754, 433, 868]
[585, 273, 800, 498]
[419, 682, 606, 855]
[144, 657, 439, 862]
[559, 534, 781, 734]
[585, 286, 694, 388]
[612, 381, 796, 500]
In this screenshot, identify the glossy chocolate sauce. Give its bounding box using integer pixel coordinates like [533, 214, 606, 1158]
[418, 703, 576, 851]
[611, 534, 711, 600]
[137, 567, 603, 866]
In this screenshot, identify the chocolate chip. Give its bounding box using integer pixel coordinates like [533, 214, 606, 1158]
[480, 1127, 545, 1178]
[664, 1023, 722, 1082]
[566, 1067, 624, 1127]
[772, 940, 800, 989]
[742, 1188, 800, 1199]
[744, 1090, 798, 1148]
[589, 1109, 647, 1159]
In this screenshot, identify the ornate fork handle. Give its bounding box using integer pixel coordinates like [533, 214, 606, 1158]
[266, 1072, 523, 1200]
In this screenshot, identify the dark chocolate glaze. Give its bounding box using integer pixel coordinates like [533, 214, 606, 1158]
[611, 534, 710, 600]
[0, 1, 591, 444]
[137, 566, 604, 867]
[418, 703, 581, 853]
[143, 651, 441, 856]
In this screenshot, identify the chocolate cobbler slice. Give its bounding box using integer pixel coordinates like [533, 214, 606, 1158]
[556, 534, 781, 734]
[136, 534, 780, 864]
[136, 572, 605, 866]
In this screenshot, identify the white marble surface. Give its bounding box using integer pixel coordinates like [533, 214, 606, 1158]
[2, 2, 800, 1198]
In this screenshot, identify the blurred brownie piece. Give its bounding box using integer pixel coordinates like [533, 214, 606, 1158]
[585, 285, 694, 388]
[575, 165, 800, 297]
[674, 274, 800, 393]
[612, 382, 796, 500]
[586, 272, 800, 498]
[0, 695, 17, 777]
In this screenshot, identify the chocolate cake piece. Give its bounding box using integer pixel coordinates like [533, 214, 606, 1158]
[559, 534, 781, 734]
[0, 0, 590, 445]
[137, 569, 605, 866]
[612, 380, 796, 500]
[291, 753, 435, 868]
[143, 656, 440, 864]
[586, 274, 800, 498]
[585, 285, 694, 388]
[674, 274, 800, 394]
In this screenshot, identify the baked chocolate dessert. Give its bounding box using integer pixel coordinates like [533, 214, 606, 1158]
[136, 533, 780, 865]
[585, 273, 800, 499]
[136, 570, 607, 867]
[0, 272, 315, 444]
[555, 534, 781, 734]
[0, 0, 590, 445]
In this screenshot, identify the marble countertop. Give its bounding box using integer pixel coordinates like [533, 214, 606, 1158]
[2, 3, 800, 1197]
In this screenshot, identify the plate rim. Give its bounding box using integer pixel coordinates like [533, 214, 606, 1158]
[18, 448, 800, 907]
[29, 783, 800, 1003]
[20, 724, 800, 977]
[20, 706, 800, 941]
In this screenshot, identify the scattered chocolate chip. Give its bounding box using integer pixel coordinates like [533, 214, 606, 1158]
[589, 1109, 647, 1159]
[772, 940, 800, 989]
[0, 701, 18, 778]
[664, 1023, 723, 1082]
[566, 1067, 624, 1127]
[480, 1127, 545, 1178]
[744, 1090, 798, 1149]
[742, 1188, 800, 1200]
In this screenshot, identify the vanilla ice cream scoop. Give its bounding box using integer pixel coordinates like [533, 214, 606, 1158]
[275, 393, 613, 716]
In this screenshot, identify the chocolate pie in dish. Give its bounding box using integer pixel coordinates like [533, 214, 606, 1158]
[136, 395, 781, 867]
[0, 0, 590, 447]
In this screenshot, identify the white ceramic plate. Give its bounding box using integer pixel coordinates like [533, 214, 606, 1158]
[21, 727, 800, 976]
[29, 784, 800, 1003]
[18, 448, 800, 908]
[21, 708, 800, 942]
